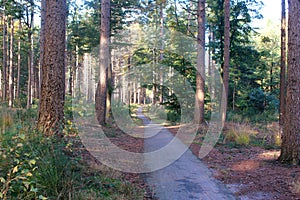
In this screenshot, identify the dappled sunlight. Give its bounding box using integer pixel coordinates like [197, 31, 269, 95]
[167, 123, 198, 145]
[231, 150, 281, 172]
[257, 150, 280, 160]
[165, 124, 182, 129]
[231, 160, 260, 172]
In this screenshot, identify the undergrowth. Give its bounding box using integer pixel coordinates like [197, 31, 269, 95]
[220, 121, 281, 149]
[0, 107, 144, 200]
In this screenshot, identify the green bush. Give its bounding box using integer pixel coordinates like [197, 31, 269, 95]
[224, 130, 237, 143]
[0, 108, 144, 199]
[222, 124, 256, 147]
[236, 132, 250, 146]
[167, 110, 180, 122]
[0, 110, 78, 199]
[0, 127, 42, 199]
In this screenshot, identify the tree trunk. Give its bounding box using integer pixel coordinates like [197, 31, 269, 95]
[68, 53, 74, 96]
[26, 3, 34, 109]
[27, 31, 33, 108]
[72, 45, 77, 98]
[208, 30, 212, 79]
[211, 30, 217, 101]
[159, 2, 164, 104]
[127, 56, 132, 105]
[194, 0, 206, 124]
[37, 0, 67, 136]
[8, 17, 14, 107]
[69, 45, 78, 97]
[232, 79, 236, 111]
[270, 62, 274, 92]
[2, 13, 7, 102]
[106, 49, 112, 121]
[34, 54, 39, 99]
[39, 0, 46, 99]
[279, 0, 300, 165]
[152, 49, 157, 105]
[223, 0, 230, 115]
[88, 55, 95, 102]
[186, 0, 193, 35]
[16, 20, 22, 100]
[279, 0, 287, 128]
[95, 0, 110, 125]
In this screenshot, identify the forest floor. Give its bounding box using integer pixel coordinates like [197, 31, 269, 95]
[167, 124, 300, 200]
[75, 123, 156, 199]
[74, 106, 300, 199]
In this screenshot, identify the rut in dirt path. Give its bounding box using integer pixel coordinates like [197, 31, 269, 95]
[138, 107, 236, 200]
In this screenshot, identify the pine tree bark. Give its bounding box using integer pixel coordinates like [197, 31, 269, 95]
[95, 0, 110, 125]
[68, 54, 74, 96]
[2, 12, 7, 102]
[152, 49, 157, 105]
[210, 32, 216, 101]
[159, 1, 164, 104]
[279, 0, 287, 128]
[194, 0, 206, 124]
[26, 3, 34, 109]
[8, 17, 14, 107]
[26, 29, 34, 108]
[27, 31, 32, 108]
[127, 56, 132, 105]
[279, 0, 300, 165]
[223, 0, 230, 116]
[34, 56, 39, 99]
[16, 20, 21, 100]
[37, 0, 67, 136]
[106, 49, 112, 121]
[39, 0, 46, 98]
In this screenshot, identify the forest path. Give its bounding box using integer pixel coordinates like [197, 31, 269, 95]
[138, 107, 237, 200]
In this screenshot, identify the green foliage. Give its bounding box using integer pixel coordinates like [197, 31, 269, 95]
[227, 109, 278, 124]
[148, 104, 167, 121]
[222, 123, 258, 147]
[235, 132, 250, 146]
[0, 114, 41, 199]
[34, 139, 80, 199]
[64, 95, 95, 120]
[161, 93, 181, 123]
[0, 109, 77, 199]
[0, 108, 144, 199]
[221, 121, 283, 150]
[78, 0, 140, 54]
[248, 88, 266, 112]
[0, 0, 24, 19]
[205, 0, 281, 117]
[167, 110, 180, 123]
[130, 0, 278, 123]
[207, 0, 262, 63]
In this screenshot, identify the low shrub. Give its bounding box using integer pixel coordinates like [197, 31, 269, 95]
[236, 132, 250, 146]
[223, 123, 257, 147]
[0, 108, 144, 199]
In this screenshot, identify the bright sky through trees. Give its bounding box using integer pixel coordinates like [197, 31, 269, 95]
[261, 0, 281, 21]
[35, 0, 281, 29]
[255, 0, 281, 28]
